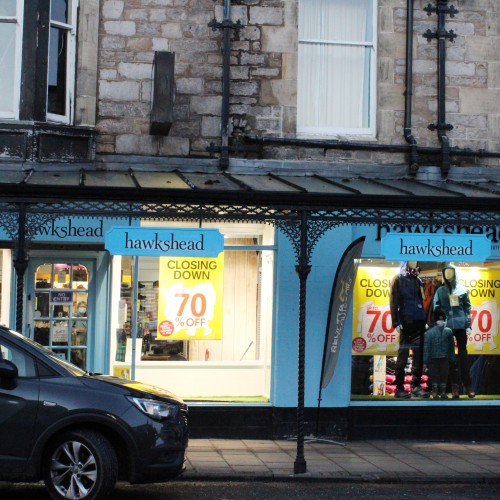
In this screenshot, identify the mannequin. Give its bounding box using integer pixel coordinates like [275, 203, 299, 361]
[424, 308, 455, 399]
[390, 261, 429, 398]
[433, 264, 474, 398]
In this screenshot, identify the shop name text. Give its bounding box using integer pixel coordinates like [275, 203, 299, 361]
[377, 223, 500, 243]
[38, 219, 103, 238]
[400, 238, 473, 257]
[124, 232, 205, 253]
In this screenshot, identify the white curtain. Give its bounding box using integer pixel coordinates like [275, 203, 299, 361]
[298, 0, 372, 133]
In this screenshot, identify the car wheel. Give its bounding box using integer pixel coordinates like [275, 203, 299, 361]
[43, 429, 118, 500]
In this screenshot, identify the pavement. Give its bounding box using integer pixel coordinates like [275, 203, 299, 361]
[183, 438, 500, 483]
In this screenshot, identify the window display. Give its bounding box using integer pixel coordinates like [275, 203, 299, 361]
[111, 223, 275, 400]
[351, 260, 500, 400]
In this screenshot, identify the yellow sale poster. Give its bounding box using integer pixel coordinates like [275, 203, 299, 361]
[352, 266, 399, 356]
[352, 266, 500, 356]
[462, 268, 500, 355]
[157, 254, 224, 340]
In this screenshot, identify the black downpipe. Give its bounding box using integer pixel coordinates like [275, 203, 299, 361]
[209, 1, 241, 170]
[436, 1, 451, 176]
[424, 0, 458, 177]
[404, 0, 418, 174]
[220, 0, 232, 170]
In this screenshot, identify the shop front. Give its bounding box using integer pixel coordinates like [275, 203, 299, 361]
[1, 166, 500, 451]
[0, 215, 275, 404]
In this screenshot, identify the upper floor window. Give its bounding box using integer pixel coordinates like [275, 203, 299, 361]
[0, 0, 23, 119]
[47, 0, 77, 122]
[0, 0, 78, 124]
[297, 0, 376, 137]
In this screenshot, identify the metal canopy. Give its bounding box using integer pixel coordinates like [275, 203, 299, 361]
[1, 167, 500, 213]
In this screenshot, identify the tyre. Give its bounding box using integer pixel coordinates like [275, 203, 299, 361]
[43, 429, 118, 500]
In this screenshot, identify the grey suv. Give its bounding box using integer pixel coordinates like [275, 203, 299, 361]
[0, 325, 188, 500]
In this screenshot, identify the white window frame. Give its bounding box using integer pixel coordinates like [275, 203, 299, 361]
[297, 0, 377, 139]
[0, 0, 23, 119]
[46, 0, 78, 124]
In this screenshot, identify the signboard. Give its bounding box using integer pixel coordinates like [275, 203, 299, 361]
[156, 254, 224, 340]
[352, 266, 399, 356]
[53, 321, 69, 343]
[381, 233, 491, 261]
[0, 217, 137, 243]
[352, 266, 500, 356]
[105, 227, 224, 257]
[50, 291, 73, 305]
[373, 355, 386, 396]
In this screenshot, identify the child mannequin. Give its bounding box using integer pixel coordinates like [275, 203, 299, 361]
[424, 308, 455, 399]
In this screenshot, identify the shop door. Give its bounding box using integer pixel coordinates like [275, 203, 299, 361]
[27, 260, 94, 370]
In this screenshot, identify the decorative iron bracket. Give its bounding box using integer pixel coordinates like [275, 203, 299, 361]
[208, 18, 242, 32]
[423, 27, 457, 42]
[424, 2, 459, 18]
[428, 122, 454, 132]
[275, 217, 338, 266]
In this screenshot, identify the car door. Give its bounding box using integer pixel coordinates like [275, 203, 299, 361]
[0, 336, 40, 476]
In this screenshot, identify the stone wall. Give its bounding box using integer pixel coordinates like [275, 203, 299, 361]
[95, 0, 499, 167]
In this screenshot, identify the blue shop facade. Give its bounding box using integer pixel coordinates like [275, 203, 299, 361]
[1, 171, 500, 441]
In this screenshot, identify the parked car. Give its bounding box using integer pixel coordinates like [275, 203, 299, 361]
[0, 325, 188, 500]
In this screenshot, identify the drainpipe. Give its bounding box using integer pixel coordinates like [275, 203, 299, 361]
[220, 0, 231, 170]
[404, 0, 418, 175]
[209, 1, 241, 170]
[424, 0, 458, 177]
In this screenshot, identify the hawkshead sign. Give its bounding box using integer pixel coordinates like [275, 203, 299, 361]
[381, 233, 491, 261]
[105, 227, 224, 257]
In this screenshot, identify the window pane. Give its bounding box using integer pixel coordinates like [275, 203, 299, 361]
[298, 0, 374, 134]
[0, 23, 16, 114]
[299, 0, 372, 43]
[50, 0, 68, 24]
[0, 0, 17, 17]
[47, 26, 67, 116]
[298, 44, 371, 129]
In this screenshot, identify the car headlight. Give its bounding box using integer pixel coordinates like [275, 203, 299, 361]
[127, 397, 179, 420]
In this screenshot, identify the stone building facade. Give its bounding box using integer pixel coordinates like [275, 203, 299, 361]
[91, 0, 500, 171]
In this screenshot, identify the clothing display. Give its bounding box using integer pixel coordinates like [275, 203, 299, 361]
[433, 264, 474, 397]
[390, 262, 428, 398]
[424, 309, 455, 399]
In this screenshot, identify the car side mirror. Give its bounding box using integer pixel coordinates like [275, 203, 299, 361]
[0, 359, 18, 379]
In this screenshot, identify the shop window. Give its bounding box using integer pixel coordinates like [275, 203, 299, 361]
[112, 223, 275, 401]
[117, 246, 266, 363]
[351, 260, 500, 401]
[297, 0, 376, 137]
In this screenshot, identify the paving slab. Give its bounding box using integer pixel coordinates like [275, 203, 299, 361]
[182, 439, 500, 482]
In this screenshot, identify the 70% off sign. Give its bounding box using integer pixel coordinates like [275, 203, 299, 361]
[157, 255, 224, 340]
